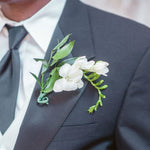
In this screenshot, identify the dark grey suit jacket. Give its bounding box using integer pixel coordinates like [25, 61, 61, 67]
[14, 0, 150, 149]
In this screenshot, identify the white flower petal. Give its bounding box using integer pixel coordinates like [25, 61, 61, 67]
[88, 61, 109, 76]
[95, 61, 109, 68]
[98, 67, 109, 76]
[69, 68, 83, 82]
[81, 60, 95, 70]
[77, 80, 84, 89]
[59, 63, 71, 77]
[63, 80, 78, 91]
[73, 56, 95, 70]
[53, 78, 65, 92]
[54, 59, 89, 92]
[74, 56, 87, 67]
[94, 61, 109, 75]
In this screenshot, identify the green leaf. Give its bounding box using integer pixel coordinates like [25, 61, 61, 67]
[34, 58, 49, 74]
[43, 68, 60, 93]
[30, 73, 41, 87]
[52, 40, 75, 61]
[57, 57, 77, 67]
[53, 34, 72, 51]
[50, 59, 58, 67]
[34, 58, 46, 62]
[41, 60, 49, 74]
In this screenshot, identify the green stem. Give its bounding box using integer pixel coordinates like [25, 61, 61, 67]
[83, 73, 99, 90]
[48, 51, 53, 65]
[41, 73, 44, 91]
[37, 92, 49, 105]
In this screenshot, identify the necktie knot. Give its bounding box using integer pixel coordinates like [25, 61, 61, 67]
[6, 24, 28, 49]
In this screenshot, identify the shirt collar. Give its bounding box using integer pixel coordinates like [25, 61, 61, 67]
[0, 0, 66, 52]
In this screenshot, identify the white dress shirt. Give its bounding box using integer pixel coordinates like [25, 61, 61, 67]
[0, 0, 66, 149]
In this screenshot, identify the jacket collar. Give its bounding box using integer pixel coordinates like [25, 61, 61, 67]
[14, 1, 95, 149]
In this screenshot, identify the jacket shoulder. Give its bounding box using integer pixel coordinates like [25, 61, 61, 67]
[83, 2, 150, 37]
[81, 2, 150, 55]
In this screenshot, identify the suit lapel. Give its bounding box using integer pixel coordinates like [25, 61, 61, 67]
[14, 0, 95, 150]
[59, 0, 95, 59]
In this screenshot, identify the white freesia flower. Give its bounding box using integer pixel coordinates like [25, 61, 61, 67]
[53, 63, 84, 92]
[88, 61, 109, 76]
[53, 56, 109, 92]
[73, 56, 95, 70]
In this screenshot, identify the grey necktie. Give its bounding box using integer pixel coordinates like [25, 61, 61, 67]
[0, 25, 27, 134]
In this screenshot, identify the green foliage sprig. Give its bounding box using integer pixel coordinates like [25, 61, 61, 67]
[31, 34, 75, 104]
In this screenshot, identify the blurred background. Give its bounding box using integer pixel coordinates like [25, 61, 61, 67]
[81, 0, 150, 27]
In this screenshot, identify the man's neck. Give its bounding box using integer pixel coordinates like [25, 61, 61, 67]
[1, 0, 50, 22]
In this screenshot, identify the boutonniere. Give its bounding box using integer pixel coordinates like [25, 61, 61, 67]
[31, 34, 109, 114]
